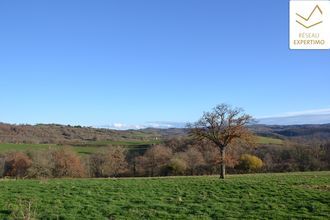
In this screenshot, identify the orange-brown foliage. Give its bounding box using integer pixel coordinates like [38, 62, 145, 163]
[51, 148, 85, 178]
[4, 152, 32, 178]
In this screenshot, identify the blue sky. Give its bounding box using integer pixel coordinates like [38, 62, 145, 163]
[0, 0, 329, 128]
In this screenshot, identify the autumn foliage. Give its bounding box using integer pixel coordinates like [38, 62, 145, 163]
[89, 147, 127, 177]
[50, 148, 85, 178]
[4, 152, 32, 178]
[0, 141, 329, 179]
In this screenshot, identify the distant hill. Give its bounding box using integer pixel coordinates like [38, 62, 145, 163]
[0, 122, 330, 145]
[250, 124, 330, 145]
[0, 123, 161, 145]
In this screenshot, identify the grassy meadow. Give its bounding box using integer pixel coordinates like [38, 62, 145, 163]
[257, 136, 283, 145]
[0, 172, 329, 219]
[0, 140, 158, 155]
[0, 136, 281, 155]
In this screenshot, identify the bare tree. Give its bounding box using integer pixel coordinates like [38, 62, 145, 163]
[50, 147, 85, 178]
[89, 147, 128, 177]
[137, 145, 172, 176]
[188, 104, 255, 179]
[177, 147, 205, 175]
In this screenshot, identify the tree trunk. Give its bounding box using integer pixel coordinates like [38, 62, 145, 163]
[220, 148, 226, 179]
[133, 161, 136, 177]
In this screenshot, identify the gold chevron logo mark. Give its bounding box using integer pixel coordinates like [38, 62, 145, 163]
[296, 5, 323, 29]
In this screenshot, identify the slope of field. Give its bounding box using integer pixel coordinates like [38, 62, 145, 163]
[0, 139, 159, 154]
[0, 136, 279, 154]
[257, 136, 283, 145]
[0, 172, 329, 219]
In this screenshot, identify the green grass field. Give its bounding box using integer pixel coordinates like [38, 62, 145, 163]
[0, 136, 281, 155]
[0, 172, 329, 219]
[257, 136, 283, 145]
[0, 140, 157, 155]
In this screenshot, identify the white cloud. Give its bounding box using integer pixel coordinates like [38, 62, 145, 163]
[258, 108, 330, 119]
[145, 121, 186, 128]
[98, 123, 144, 130]
[257, 108, 330, 125]
[113, 123, 125, 129]
[97, 121, 186, 130]
[97, 108, 330, 129]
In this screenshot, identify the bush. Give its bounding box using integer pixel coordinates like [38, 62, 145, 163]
[237, 154, 263, 172]
[167, 158, 187, 175]
[4, 152, 32, 178]
[27, 150, 54, 178]
[50, 148, 85, 178]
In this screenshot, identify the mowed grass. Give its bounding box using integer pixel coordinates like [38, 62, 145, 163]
[0, 172, 329, 219]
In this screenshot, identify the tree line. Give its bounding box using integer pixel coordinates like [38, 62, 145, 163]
[0, 104, 329, 179]
[0, 140, 328, 179]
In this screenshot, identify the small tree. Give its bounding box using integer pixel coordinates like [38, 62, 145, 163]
[188, 104, 255, 179]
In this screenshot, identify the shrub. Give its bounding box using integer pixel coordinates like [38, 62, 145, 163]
[27, 150, 54, 178]
[4, 152, 32, 178]
[167, 158, 187, 175]
[237, 154, 263, 172]
[50, 148, 85, 178]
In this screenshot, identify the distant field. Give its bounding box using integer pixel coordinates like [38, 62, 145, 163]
[0, 172, 329, 219]
[0, 143, 97, 154]
[0, 140, 159, 154]
[257, 136, 283, 145]
[0, 143, 58, 152]
[0, 136, 281, 154]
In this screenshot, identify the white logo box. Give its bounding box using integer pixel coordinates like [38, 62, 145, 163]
[290, 0, 330, 49]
